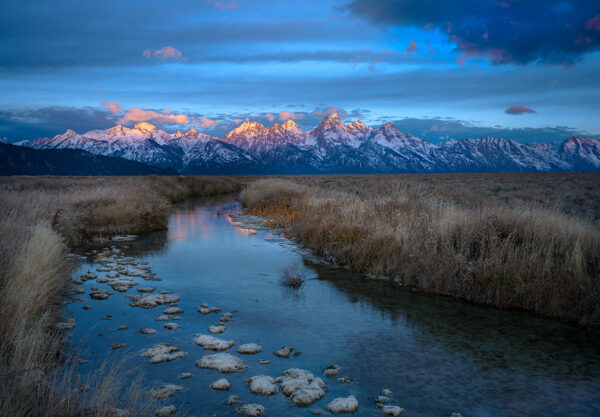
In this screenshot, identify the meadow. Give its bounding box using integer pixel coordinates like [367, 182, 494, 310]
[241, 173, 600, 325]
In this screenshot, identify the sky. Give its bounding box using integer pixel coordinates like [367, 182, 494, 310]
[1, 0, 599, 143]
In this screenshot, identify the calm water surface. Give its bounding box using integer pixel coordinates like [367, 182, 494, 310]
[66, 197, 600, 417]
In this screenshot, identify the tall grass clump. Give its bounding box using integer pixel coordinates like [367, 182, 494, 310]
[0, 175, 240, 416]
[241, 176, 600, 325]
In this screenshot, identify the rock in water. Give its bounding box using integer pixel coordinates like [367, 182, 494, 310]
[147, 384, 183, 399]
[193, 334, 235, 351]
[208, 325, 226, 334]
[235, 404, 265, 417]
[178, 372, 192, 379]
[195, 353, 247, 373]
[327, 396, 359, 414]
[163, 323, 180, 330]
[139, 343, 188, 364]
[246, 375, 279, 396]
[274, 346, 293, 358]
[276, 368, 327, 407]
[155, 405, 176, 417]
[139, 328, 157, 335]
[382, 405, 405, 416]
[237, 343, 262, 354]
[164, 307, 183, 314]
[209, 378, 231, 390]
[323, 365, 340, 377]
[129, 293, 180, 308]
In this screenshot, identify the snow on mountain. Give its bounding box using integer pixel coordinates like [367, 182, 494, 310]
[23, 116, 600, 174]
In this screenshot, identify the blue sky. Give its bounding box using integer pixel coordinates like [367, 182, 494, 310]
[1, 0, 599, 142]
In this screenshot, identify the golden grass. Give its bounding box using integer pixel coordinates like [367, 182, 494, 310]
[0, 175, 240, 416]
[240, 174, 600, 325]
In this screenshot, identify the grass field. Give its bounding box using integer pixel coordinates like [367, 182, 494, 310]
[240, 173, 600, 325]
[0, 176, 240, 416]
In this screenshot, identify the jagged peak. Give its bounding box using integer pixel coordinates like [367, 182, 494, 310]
[282, 119, 298, 127]
[325, 111, 340, 120]
[187, 127, 198, 134]
[133, 122, 157, 133]
[173, 130, 184, 137]
[63, 129, 78, 136]
[351, 119, 368, 128]
[233, 120, 266, 133]
[381, 122, 396, 130]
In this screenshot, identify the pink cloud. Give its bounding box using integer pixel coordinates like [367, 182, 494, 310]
[265, 113, 275, 122]
[505, 105, 536, 115]
[405, 40, 418, 53]
[279, 111, 304, 120]
[586, 14, 600, 32]
[118, 108, 189, 125]
[206, 0, 239, 10]
[199, 118, 220, 128]
[100, 100, 122, 114]
[312, 106, 348, 119]
[142, 46, 184, 61]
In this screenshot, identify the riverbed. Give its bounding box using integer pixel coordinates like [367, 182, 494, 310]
[64, 196, 600, 416]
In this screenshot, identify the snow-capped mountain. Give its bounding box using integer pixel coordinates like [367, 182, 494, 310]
[20, 114, 600, 174]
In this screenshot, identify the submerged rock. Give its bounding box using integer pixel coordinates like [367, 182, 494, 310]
[163, 323, 180, 331]
[139, 328, 157, 335]
[137, 287, 155, 293]
[154, 405, 176, 417]
[96, 277, 109, 284]
[116, 325, 128, 330]
[258, 359, 271, 365]
[108, 278, 138, 292]
[235, 404, 265, 417]
[382, 388, 392, 396]
[209, 378, 231, 390]
[148, 384, 183, 399]
[155, 315, 170, 321]
[193, 334, 235, 351]
[129, 293, 180, 308]
[237, 343, 262, 355]
[139, 343, 188, 364]
[246, 375, 279, 396]
[164, 307, 183, 314]
[110, 343, 126, 349]
[323, 365, 340, 377]
[198, 308, 210, 314]
[178, 372, 192, 379]
[89, 287, 112, 300]
[221, 312, 233, 322]
[106, 272, 120, 278]
[381, 405, 405, 416]
[223, 395, 241, 405]
[196, 353, 247, 373]
[274, 346, 293, 358]
[209, 306, 222, 313]
[374, 395, 391, 404]
[208, 325, 226, 334]
[327, 396, 359, 414]
[277, 368, 327, 407]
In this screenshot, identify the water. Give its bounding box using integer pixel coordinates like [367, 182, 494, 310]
[65, 196, 600, 417]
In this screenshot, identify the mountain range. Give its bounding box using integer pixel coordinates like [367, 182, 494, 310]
[14, 112, 600, 174]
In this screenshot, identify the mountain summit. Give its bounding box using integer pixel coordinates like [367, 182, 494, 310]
[18, 114, 600, 174]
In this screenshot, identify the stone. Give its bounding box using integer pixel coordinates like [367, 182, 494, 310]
[327, 396, 359, 414]
[208, 325, 226, 334]
[274, 346, 293, 358]
[108, 278, 138, 292]
[209, 307, 222, 313]
[111, 343, 126, 349]
[155, 315, 170, 321]
[178, 372, 192, 379]
[246, 375, 279, 396]
[258, 359, 271, 365]
[96, 277, 109, 284]
[198, 308, 210, 314]
[89, 287, 112, 300]
[277, 368, 327, 407]
[374, 395, 391, 404]
[381, 406, 405, 416]
[139, 328, 157, 335]
[209, 378, 231, 390]
[163, 323, 180, 331]
[164, 307, 183, 314]
[323, 365, 340, 377]
[137, 287, 155, 293]
[139, 343, 188, 364]
[193, 334, 235, 351]
[338, 377, 352, 384]
[82, 305, 93, 310]
[235, 404, 265, 417]
[148, 384, 183, 399]
[382, 388, 392, 396]
[129, 293, 180, 308]
[106, 272, 120, 278]
[116, 325, 128, 330]
[154, 405, 176, 417]
[195, 353, 247, 373]
[237, 343, 262, 355]
[223, 395, 241, 405]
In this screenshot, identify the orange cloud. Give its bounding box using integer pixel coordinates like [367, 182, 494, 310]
[206, 0, 239, 10]
[118, 108, 189, 125]
[265, 113, 276, 122]
[100, 100, 122, 114]
[279, 111, 304, 120]
[143, 46, 184, 61]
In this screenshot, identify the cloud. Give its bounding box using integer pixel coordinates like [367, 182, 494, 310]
[142, 46, 184, 61]
[100, 100, 122, 114]
[265, 113, 275, 122]
[279, 111, 304, 120]
[405, 40, 418, 53]
[198, 117, 220, 128]
[344, 0, 600, 66]
[118, 108, 189, 125]
[312, 106, 349, 119]
[206, 0, 239, 10]
[505, 105, 536, 115]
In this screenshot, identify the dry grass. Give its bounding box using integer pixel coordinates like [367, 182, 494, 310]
[0, 175, 240, 416]
[240, 174, 600, 325]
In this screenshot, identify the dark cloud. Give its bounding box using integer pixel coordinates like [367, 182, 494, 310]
[344, 0, 600, 65]
[505, 105, 536, 115]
